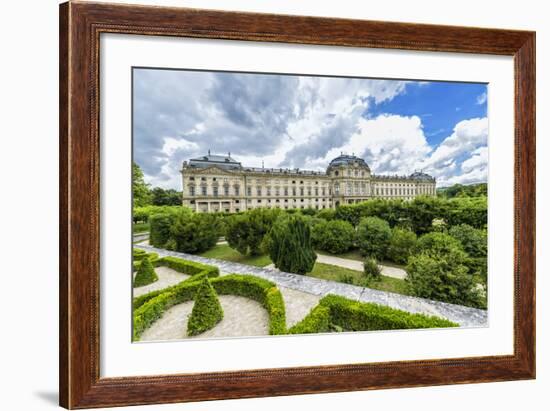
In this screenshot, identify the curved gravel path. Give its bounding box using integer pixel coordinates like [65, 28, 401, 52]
[133, 266, 189, 298]
[140, 295, 269, 341]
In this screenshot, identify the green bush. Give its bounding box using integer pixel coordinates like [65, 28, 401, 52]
[406, 254, 484, 308]
[416, 232, 467, 261]
[288, 305, 331, 334]
[387, 227, 417, 264]
[265, 214, 317, 275]
[133, 257, 158, 287]
[320, 294, 458, 331]
[149, 212, 178, 248]
[225, 208, 280, 256]
[169, 210, 219, 253]
[316, 208, 336, 221]
[187, 279, 224, 336]
[133, 205, 182, 224]
[363, 257, 381, 281]
[356, 216, 391, 259]
[448, 224, 487, 258]
[311, 220, 355, 254]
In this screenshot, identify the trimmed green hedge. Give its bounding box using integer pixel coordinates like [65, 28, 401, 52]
[133, 256, 220, 310]
[156, 256, 219, 277]
[133, 272, 287, 340]
[212, 274, 286, 335]
[132, 256, 457, 340]
[187, 279, 224, 336]
[319, 295, 458, 331]
[288, 305, 331, 334]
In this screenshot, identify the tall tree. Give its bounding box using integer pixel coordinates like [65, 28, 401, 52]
[265, 214, 317, 275]
[132, 162, 151, 207]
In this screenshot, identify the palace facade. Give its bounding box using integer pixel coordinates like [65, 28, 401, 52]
[181, 152, 436, 213]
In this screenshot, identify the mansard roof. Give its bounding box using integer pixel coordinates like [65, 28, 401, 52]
[189, 152, 242, 170]
[409, 171, 435, 181]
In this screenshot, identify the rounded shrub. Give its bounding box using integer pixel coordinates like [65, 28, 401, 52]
[149, 212, 178, 248]
[416, 232, 467, 262]
[356, 216, 392, 259]
[406, 253, 484, 308]
[133, 256, 158, 287]
[311, 220, 355, 254]
[448, 224, 487, 258]
[363, 257, 381, 282]
[169, 210, 219, 253]
[265, 214, 317, 275]
[187, 279, 224, 336]
[387, 227, 417, 265]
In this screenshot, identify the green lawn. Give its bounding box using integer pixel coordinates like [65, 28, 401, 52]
[132, 222, 149, 234]
[197, 244, 411, 296]
[307, 262, 412, 296]
[317, 249, 407, 270]
[198, 244, 272, 267]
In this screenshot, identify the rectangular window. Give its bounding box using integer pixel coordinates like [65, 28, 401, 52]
[247, 187, 251, 196]
[300, 188, 304, 196]
[284, 187, 288, 196]
[213, 187, 218, 197]
[234, 187, 240, 196]
[189, 186, 195, 196]
[224, 186, 229, 196]
[257, 187, 262, 196]
[201, 186, 207, 196]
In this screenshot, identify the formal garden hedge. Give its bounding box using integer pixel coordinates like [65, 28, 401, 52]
[133, 259, 286, 340]
[133, 256, 458, 340]
[132, 254, 220, 309]
[289, 295, 458, 334]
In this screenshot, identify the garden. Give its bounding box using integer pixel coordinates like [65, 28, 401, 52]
[132, 251, 458, 341]
[132, 188, 488, 339]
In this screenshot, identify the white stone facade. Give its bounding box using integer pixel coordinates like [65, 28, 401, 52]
[181, 153, 436, 213]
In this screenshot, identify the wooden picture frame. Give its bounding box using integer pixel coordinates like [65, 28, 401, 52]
[59, 1, 535, 408]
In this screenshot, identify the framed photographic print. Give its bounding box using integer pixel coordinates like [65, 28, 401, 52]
[59, 1, 535, 409]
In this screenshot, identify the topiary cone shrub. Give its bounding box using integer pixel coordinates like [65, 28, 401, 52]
[265, 214, 317, 275]
[187, 278, 224, 336]
[133, 256, 159, 287]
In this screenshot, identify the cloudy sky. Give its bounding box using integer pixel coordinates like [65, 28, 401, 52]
[133, 68, 488, 189]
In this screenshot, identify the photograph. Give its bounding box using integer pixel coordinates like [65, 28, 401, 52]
[131, 68, 489, 342]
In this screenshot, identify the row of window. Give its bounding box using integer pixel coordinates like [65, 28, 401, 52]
[187, 176, 329, 186]
[187, 185, 333, 197]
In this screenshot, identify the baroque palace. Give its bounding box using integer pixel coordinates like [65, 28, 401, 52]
[181, 152, 436, 213]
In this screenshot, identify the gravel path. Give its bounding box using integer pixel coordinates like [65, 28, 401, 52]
[140, 295, 269, 341]
[279, 286, 321, 327]
[133, 267, 190, 297]
[315, 254, 407, 280]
